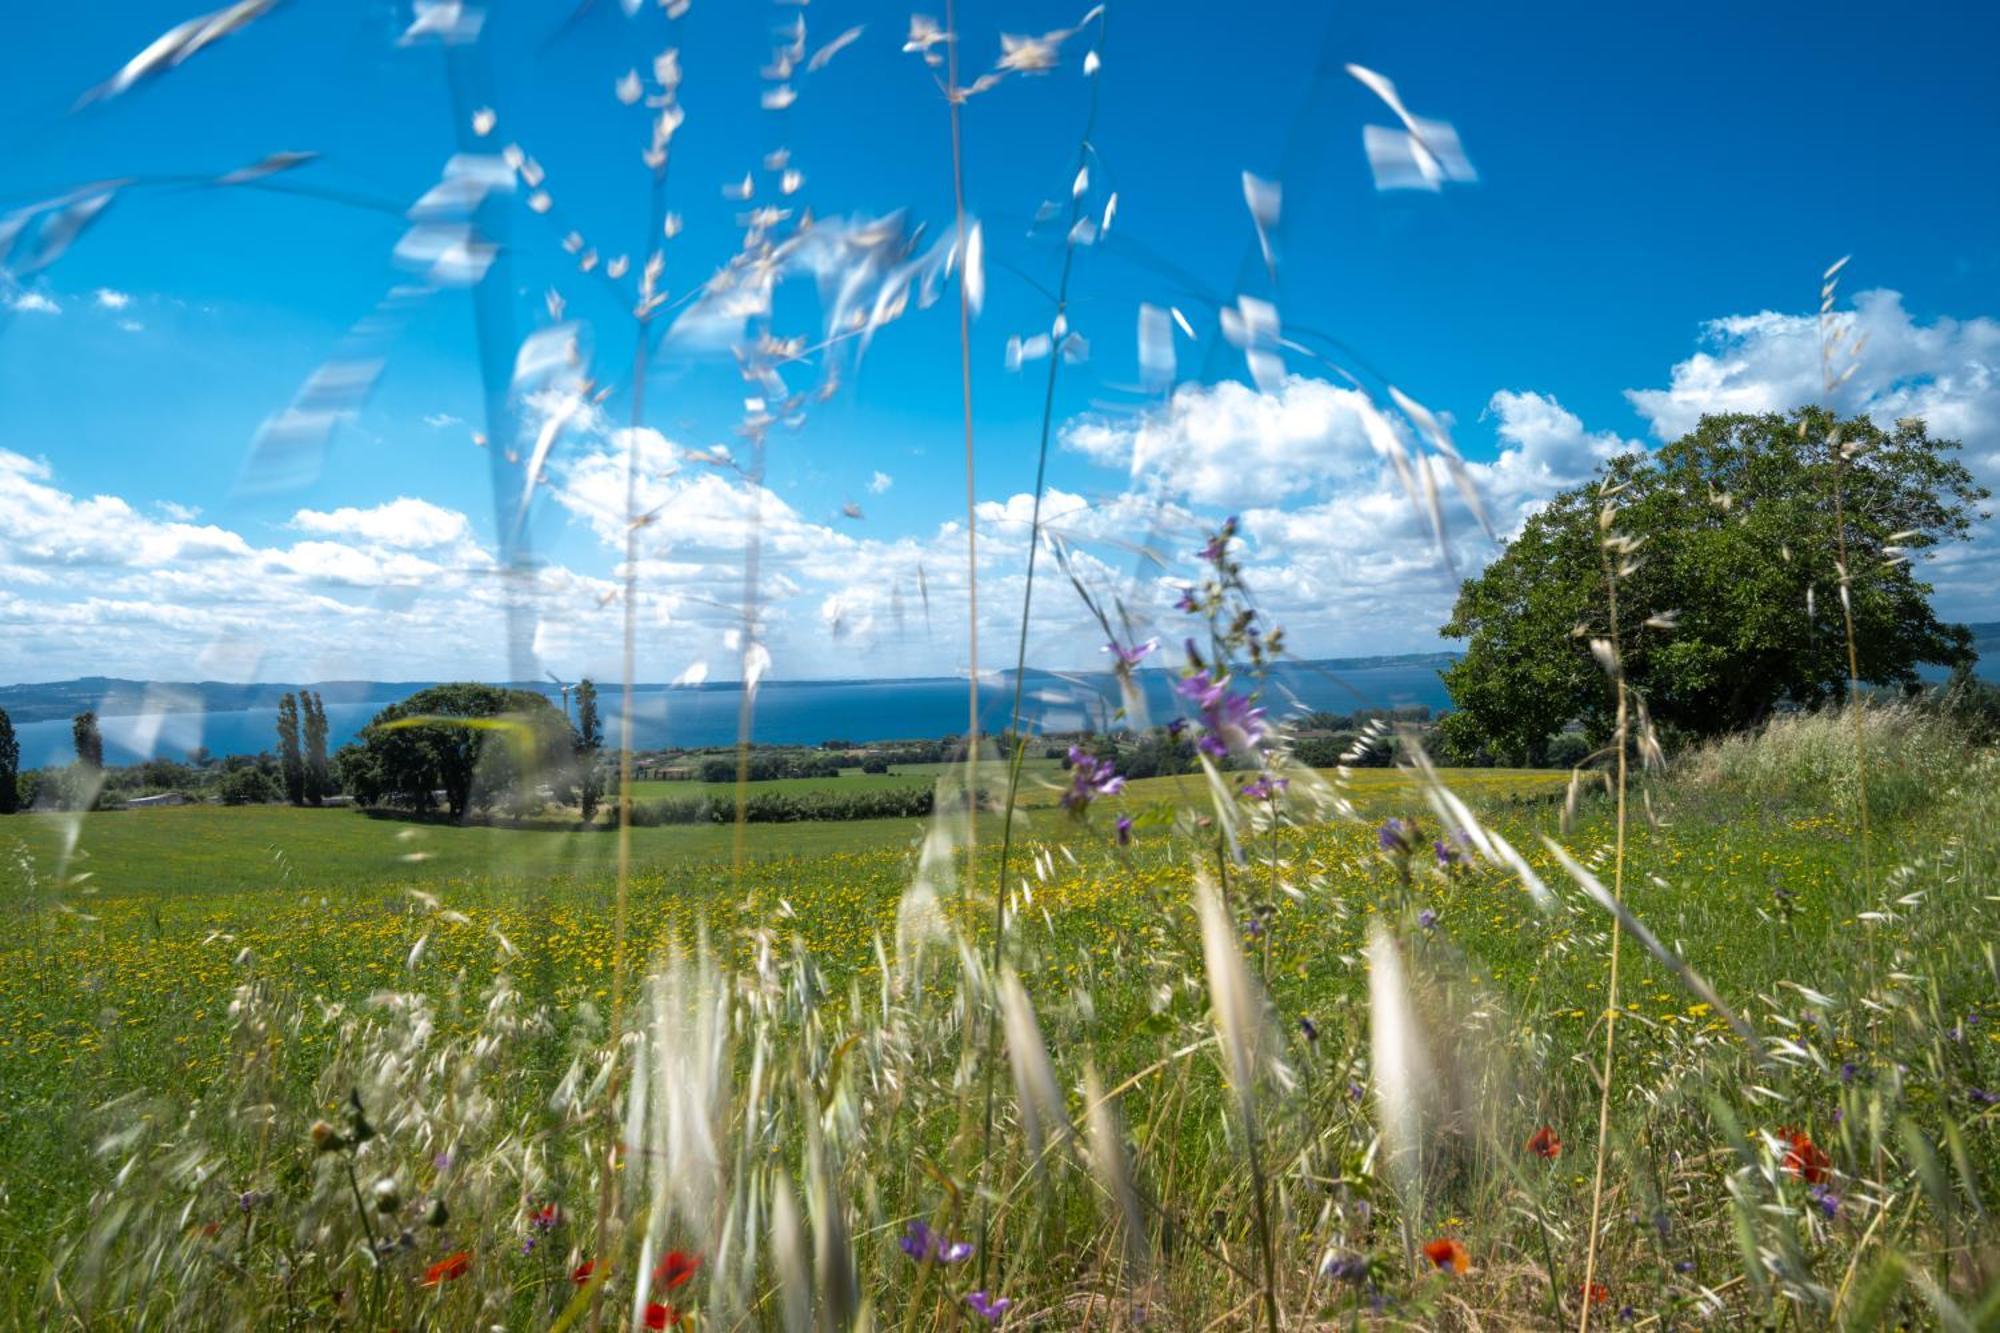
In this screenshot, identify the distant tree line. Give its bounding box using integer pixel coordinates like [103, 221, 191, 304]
[626, 784, 971, 826]
[0, 680, 612, 819]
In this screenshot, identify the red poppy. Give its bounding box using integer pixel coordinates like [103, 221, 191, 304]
[533, 1203, 562, 1228]
[421, 1252, 471, 1286]
[655, 1250, 700, 1290]
[644, 1302, 681, 1330]
[1526, 1125, 1561, 1159]
[1421, 1238, 1470, 1275]
[1581, 1281, 1609, 1306]
[571, 1260, 600, 1285]
[1780, 1127, 1830, 1184]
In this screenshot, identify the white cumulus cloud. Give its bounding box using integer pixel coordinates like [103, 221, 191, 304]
[291, 497, 476, 550]
[1626, 288, 2000, 617]
[1063, 375, 1383, 507]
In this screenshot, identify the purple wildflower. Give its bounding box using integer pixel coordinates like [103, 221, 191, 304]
[1839, 1061, 1857, 1084]
[1240, 774, 1287, 802]
[1061, 746, 1125, 813]
[1299, 1016, 1318, 1042]
[965, 1291, 1012, 1323]
[1244, 916, 1265, 939]
[1174, 669, 1267, 759]
[1104, 637, 1158, 669]
[1175, 586, 1200, 613]
[1377, 818, 1413, 854]
[1320, 1252, 1369, 1283]
[1115, 814, 1133, 846]
[1675, 1260, 1695, 1275]
[1808, 1184, 1840, 1220]
[1418, 908, 1437, 930]
[1970, 1088, 2000, 1106]
[900, 1219, 973, 1265]
[898, 1220, 935, 1261]
[1199, 516, 1239, 565]
[1434, 836, 1465, 869]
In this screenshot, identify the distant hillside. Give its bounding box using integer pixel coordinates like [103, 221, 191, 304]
[0, 652, 1466, 725]
[0, 678, 446, 725]
[2, 632, 1989, 730]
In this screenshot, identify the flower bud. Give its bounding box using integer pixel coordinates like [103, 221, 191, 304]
[373, 1177, 401, 1213]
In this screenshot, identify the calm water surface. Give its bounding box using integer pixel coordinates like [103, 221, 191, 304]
[11, 661, 1455, 767]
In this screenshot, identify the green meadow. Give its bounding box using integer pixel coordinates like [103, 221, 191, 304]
[5, 728, 1996, 1327]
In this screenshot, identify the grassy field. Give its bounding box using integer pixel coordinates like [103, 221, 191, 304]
[3, 727, 1996, 1328]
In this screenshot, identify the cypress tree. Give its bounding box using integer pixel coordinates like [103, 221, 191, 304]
[575, 679, 602, 822]
[0, 707, 19, 815]
[277, 694, 305, 806]
[72, 711, 103, 770]
[302, 691, 331, 806]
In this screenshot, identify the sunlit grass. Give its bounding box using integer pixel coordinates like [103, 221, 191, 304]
[7, 744, 1994, 1326]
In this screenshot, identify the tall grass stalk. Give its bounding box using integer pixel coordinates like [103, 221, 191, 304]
[591, 108, 674, 1333]
[1577, 488, 1633, 1333]
[943, 0, 982, 819]
[1819, 256, 1873, 894]
[979, 6, 1108, 1286]
[1196, 870, 1280, 1333]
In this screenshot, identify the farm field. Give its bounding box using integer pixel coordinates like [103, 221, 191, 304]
[6, 737, 1997, 1328]
[3, 766, 1554, 1300]
[624, 756, 1066, 804]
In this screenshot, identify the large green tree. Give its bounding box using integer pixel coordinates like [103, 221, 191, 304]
[1439, 409, 1988, 763]
[350, 683, 575, 818]
[276, 693, 306, 805]
[0, 707, 18, 815]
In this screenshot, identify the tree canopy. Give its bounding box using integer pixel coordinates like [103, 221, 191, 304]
[1439, 409, 1989, 763]
[339, 683, 576, 818]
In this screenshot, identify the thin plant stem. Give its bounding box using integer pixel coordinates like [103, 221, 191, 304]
[589, 146, 669, 1333]
[1830, 447, 1872, 891]
[1577, 519, 1630, 1333]
[943, 0, 981, 820]
[341, 1157, 385, 1321]
[976, 7, 1107, 1287]
[731, 437, 768, 878]
[1244, 1111, 1282, 1333]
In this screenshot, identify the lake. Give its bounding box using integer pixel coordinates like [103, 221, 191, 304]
[9, 659, 1456, 767]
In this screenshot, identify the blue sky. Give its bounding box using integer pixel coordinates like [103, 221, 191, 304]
[4, 0, 1998, 687]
